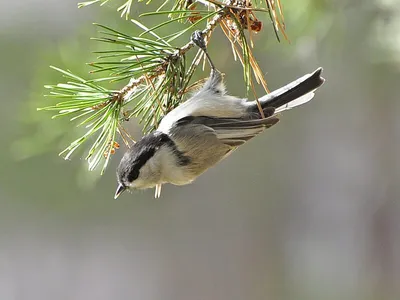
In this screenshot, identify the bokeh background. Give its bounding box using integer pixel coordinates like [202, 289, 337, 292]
[1, 0, 400, 299]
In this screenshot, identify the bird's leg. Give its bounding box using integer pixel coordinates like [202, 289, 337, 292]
[191, 30, 216, 71]
[191, 30, 224, 94]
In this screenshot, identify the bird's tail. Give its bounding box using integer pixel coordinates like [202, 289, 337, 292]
[258, 68, 325, 113]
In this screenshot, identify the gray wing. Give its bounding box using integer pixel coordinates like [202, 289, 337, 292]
[175, 113, 279, 147]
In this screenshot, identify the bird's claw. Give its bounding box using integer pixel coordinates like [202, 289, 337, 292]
[191, 30, 206, 50]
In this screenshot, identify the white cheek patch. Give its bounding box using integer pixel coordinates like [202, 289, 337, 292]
[129, 148, 167, 189]
[156, 145, 190, 185]
[127, 179, 140, 188]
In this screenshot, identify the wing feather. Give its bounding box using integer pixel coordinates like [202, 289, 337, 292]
[176, 115, 279, 147]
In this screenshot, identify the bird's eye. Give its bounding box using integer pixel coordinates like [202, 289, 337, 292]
[128, 169, 140, 182]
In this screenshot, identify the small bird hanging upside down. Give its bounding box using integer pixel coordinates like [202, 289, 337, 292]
[115, 30, 325, 199]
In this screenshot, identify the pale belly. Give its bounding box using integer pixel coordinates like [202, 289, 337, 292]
[162, 147, 234, 186]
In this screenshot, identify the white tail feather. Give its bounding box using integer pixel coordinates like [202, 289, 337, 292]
[275, 89, 316, 113]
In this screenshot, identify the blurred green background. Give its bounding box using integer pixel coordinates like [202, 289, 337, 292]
[1, 0, 400, 299]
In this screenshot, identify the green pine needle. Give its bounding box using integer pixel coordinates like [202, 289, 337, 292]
[78, 0, 111, 9]
[39, 66, 123, 173]
[117, 0, 134, 20]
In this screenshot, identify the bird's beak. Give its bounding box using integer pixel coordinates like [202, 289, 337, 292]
[114, 183, 126, 199]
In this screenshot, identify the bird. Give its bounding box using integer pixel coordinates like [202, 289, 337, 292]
[114, 30, 325, 199]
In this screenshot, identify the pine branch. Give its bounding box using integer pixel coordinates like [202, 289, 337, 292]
[110, 9, 226, 111]
[40, 0, 288, 174]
